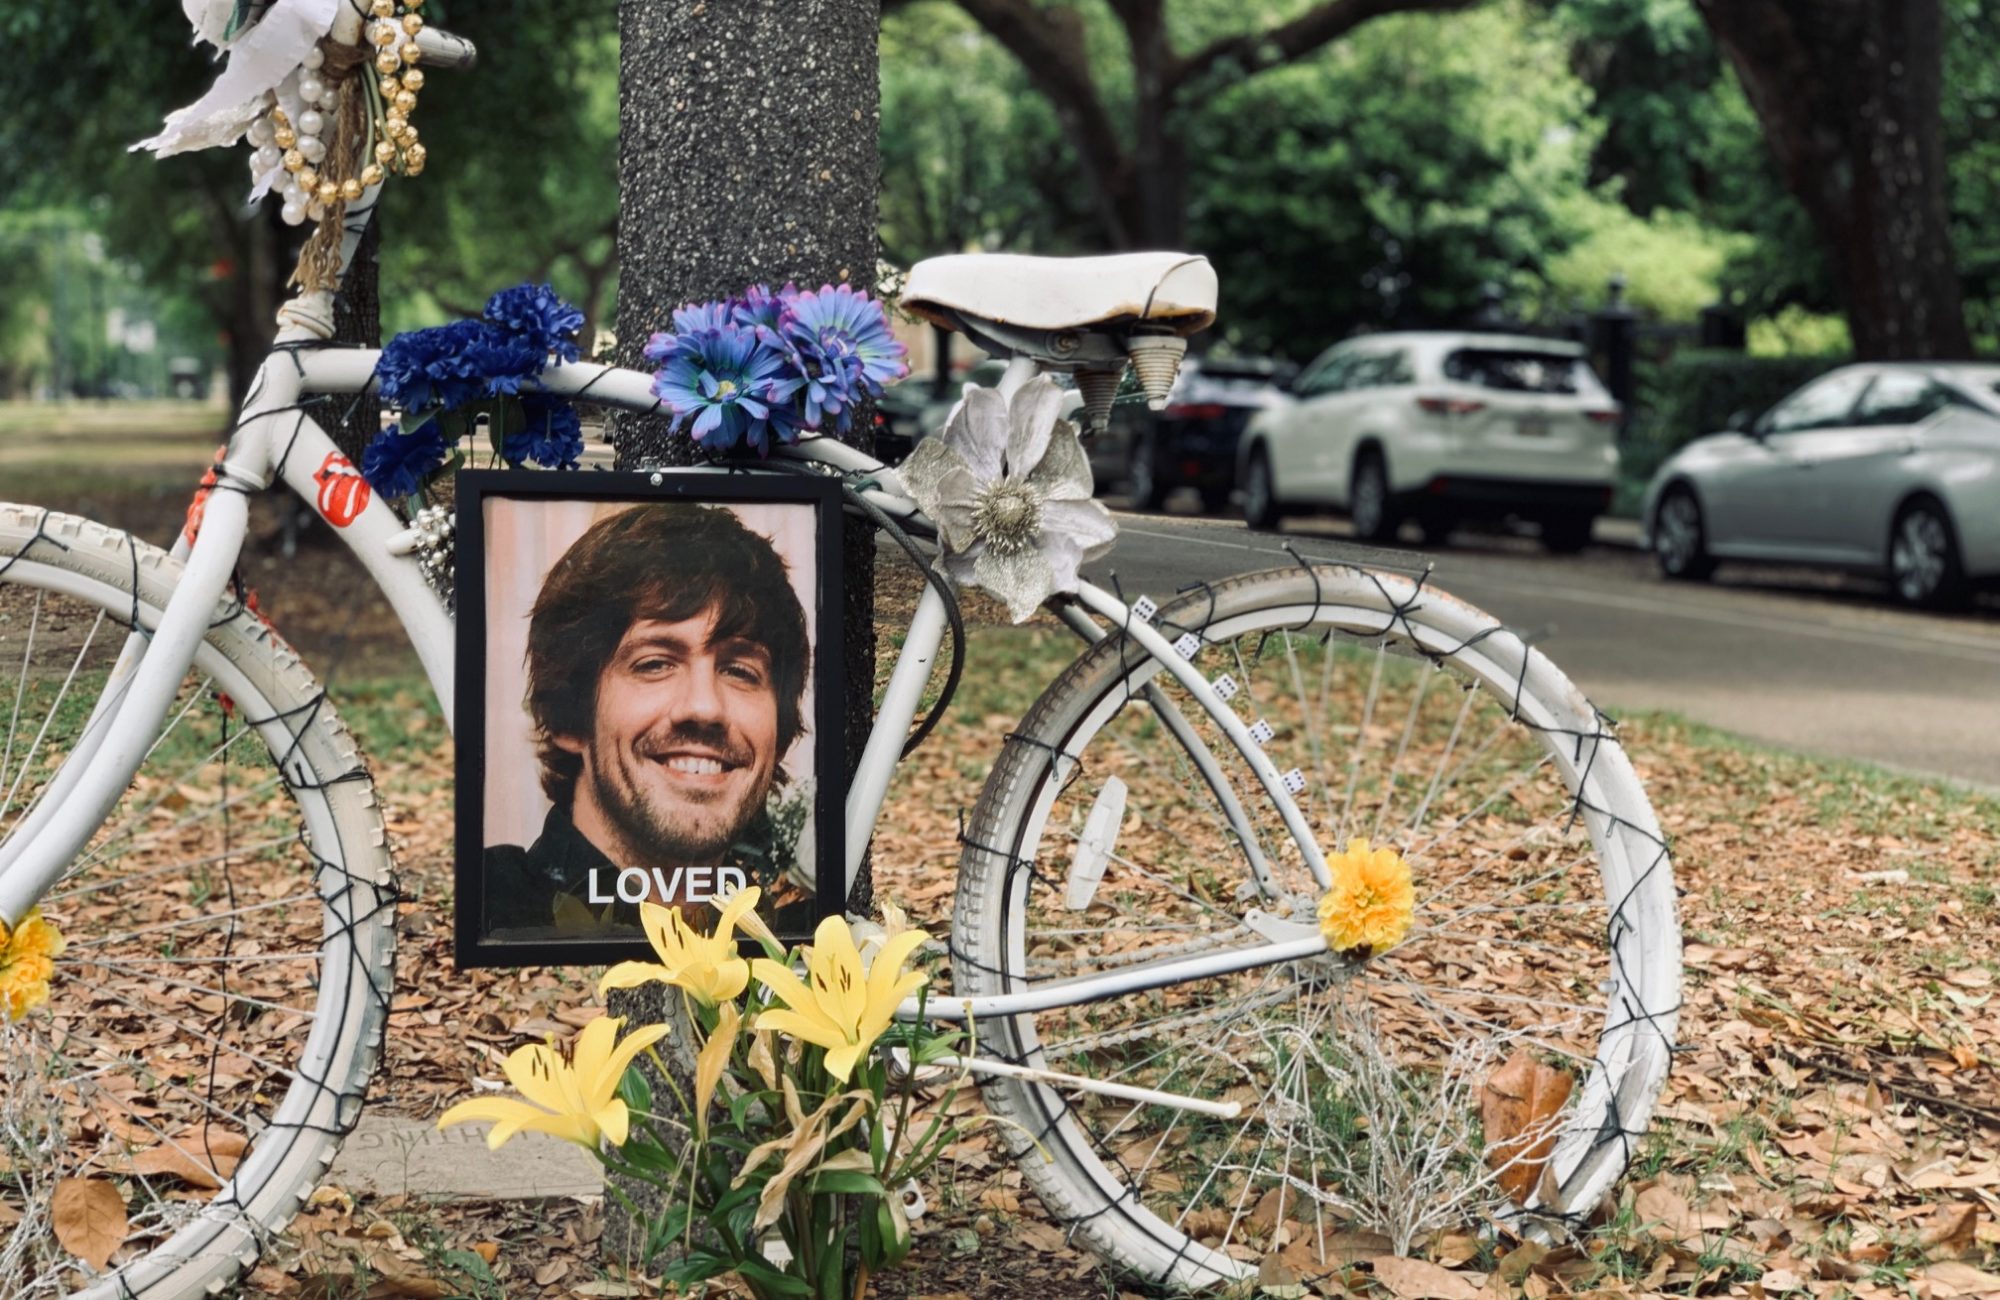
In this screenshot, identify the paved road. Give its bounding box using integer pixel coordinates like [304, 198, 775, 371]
[1080, 509, 2000, 791]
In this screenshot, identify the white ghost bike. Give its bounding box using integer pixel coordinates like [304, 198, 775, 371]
[0, 19, 1680, 1300]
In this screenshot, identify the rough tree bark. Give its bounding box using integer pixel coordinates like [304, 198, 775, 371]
[605, 0, 882, 1267]
[912, 0, 1485, 249]
[1694, 0, 1970, 360]
[328, 222, 382, 463]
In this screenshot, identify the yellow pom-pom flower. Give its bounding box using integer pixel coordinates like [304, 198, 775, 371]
[0, 907, 65, 1021]
[1316, 838, 1415, 955]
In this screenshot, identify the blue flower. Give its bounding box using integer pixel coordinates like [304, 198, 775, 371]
[376, 319, 526, 412]
[732, 283, 798, 331]
[643, 300, 743, 369]
[483, 283, 584, 364]
[361, 420, 448, 499]
[782, 284, 909, 398]
[672, 299, 741, 336]
[758, 322, 860, 431]
[504, 396, 585, 469]
[460, 325, 545, 397]
[650, 324, 797, 454]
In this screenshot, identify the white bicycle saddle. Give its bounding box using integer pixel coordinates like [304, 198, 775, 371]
[902, 252, 1217, 336]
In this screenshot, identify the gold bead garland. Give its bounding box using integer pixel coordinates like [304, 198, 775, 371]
[369, 0, 429, 179]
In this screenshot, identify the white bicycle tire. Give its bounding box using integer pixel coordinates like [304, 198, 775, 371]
[952, 564, 1681, 1289]
[0, 505, 395, 1300]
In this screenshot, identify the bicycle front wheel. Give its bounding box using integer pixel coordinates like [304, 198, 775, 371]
[0, 505, 396, 1300]
[954, 565, 1680, 1290]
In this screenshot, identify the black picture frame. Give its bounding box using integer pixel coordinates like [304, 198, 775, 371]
[454, 470, 846, 968]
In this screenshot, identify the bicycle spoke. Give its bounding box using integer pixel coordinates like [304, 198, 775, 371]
[61, 892, 323, 951]
[79, 959, 321, 1019]
[0, 607, 106, 823]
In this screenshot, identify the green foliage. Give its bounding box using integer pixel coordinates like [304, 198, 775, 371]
[1746, 307, 1852, 359]
[878, 3, 1095, 264]
[0, 0, 619, 380]
[1623, 349, 1843, 487]
[376, 0, 620, 337]
[1539, 193, 1750, 322]
[1187, 2, 1600, 356]
[1549, 0, 1737, 216]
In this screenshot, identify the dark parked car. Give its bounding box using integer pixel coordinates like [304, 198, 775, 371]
[871, 383, 928, 465]
[1096, 355, 1296, 513]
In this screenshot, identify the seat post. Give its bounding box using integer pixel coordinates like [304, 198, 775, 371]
[994, 355, 1043, 401]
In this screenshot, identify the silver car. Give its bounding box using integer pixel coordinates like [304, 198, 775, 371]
[1640, 363, 2000, 607]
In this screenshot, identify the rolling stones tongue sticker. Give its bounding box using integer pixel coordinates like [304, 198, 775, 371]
[313, 452, 371, 527]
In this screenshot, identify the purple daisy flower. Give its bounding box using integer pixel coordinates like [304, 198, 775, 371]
[672, 299, 742, 336]
[650, 324, 798, 454]
[753, 315, 860, 432]
[781, 284, 910, 398]
[732, 283, 799, 331]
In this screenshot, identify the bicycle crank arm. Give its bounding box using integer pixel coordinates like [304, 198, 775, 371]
[951, 1053, 1242, 1120]
[888, 1046, 1241, 1119]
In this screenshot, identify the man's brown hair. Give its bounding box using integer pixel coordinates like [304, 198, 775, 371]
[523, 504, 810, 808]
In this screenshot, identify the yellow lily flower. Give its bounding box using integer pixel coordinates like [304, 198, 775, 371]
[437, 1015, 668, 1152]
[694, 1001, 741, 1141]
[597, 886, 765, 1006]
[751, 915, 929, 1083]
[0, 908, 64, 1022]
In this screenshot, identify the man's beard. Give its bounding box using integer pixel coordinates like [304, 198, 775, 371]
[589, 722, 771, 864]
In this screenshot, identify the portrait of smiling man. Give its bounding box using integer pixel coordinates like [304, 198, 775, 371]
[480, 501, 815, 940]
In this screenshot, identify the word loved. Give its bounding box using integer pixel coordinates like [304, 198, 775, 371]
[588, 866, 749, 905]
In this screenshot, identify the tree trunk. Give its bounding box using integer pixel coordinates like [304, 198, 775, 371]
[606, 0, 881, 1266]
[218, 208, 284, 410]
[328, 221, 382, 464]
[1118, 1, 1189, 249]
[1695, 0, 1970, 360]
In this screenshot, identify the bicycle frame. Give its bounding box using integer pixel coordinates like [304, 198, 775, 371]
[0, 343, 1334, 1029]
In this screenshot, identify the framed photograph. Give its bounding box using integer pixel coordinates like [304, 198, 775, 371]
[454, 470, 846, 967]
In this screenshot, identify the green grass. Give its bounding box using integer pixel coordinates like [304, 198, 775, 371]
[1618, 709, 2000, 838]
[0, 399, 228, 441]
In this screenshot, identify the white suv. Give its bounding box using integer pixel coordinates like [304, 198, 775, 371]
[1238, 332, 1622, 550]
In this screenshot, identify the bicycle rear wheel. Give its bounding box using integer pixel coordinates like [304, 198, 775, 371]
[0, 505, 396, 1299]
[954, 565, 1679, 1290]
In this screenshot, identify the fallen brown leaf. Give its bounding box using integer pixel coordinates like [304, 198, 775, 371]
[1368, 1255, 1483, 1300]
[132, 1126, 249, 1190]
[1917, 1201, 1983, 1259]
[52, 1177, 127, 1270]
[1479, 1050, 1572, 1204]
[1915, 1260, 2000, 1297]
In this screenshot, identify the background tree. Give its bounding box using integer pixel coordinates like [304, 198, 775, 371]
[0, 0, 619, 403]
[878, 4, 1096, 265]
[1189, 5, 1597, 355]
[1690, 0, 1971, 359]
[885, 0, 1491, 251]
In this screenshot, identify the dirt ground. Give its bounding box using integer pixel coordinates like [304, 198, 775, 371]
[5, 428, 1997, 1298]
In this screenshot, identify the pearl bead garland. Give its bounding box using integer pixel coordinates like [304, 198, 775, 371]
[243, 0, 433, 241]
